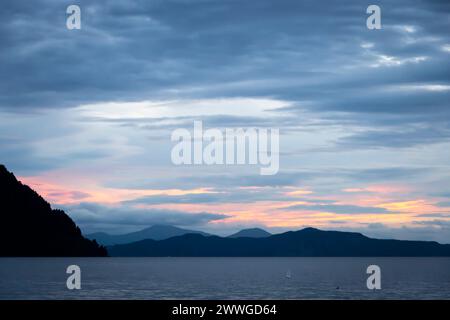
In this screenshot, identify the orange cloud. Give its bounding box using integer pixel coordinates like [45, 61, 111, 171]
[285, 189, 314, 197]
[16, 172, 447, 232]
[343, 184, 410, 194]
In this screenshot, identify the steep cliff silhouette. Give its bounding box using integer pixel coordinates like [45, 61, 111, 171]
[0, 165, 107, 257]
[108, 227, 450, 257]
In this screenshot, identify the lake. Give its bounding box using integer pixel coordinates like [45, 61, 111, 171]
[0, 257, 449, 299]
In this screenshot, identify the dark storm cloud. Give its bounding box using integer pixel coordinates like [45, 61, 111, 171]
[1, 0, 449, 151]
[61, 202, 229, 227]
[1, 0, 449, 113]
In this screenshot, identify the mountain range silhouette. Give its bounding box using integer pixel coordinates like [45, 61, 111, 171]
[86, 225, 211, 245]
[108, 228, 450, 257]
[2, 164, 450, 257]
[86, 226, 272, 246]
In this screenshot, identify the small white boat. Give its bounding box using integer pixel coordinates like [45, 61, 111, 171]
[286, 270, 291, 278]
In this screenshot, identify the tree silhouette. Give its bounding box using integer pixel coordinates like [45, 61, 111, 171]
[0, 164, 107, 257]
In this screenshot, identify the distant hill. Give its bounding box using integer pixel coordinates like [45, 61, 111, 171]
[87, 225, 210, 246]
[0, 165, 107, 257]
[228, 228, 271, 238]
[108, 227, 450, 257]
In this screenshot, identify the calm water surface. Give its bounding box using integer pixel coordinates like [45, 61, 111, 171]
[0, 257, 449, 299]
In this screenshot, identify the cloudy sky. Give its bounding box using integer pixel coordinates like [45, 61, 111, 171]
[1, 0, 450, 242]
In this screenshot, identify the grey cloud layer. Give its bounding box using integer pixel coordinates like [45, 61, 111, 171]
[1, 0, 449, 112]
[61, 202, 229, 227]
[282, 204, 391, 214]
[1, 0, 449, 157]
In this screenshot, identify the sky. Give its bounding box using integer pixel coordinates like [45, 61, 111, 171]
[1, 0, 450, 242]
